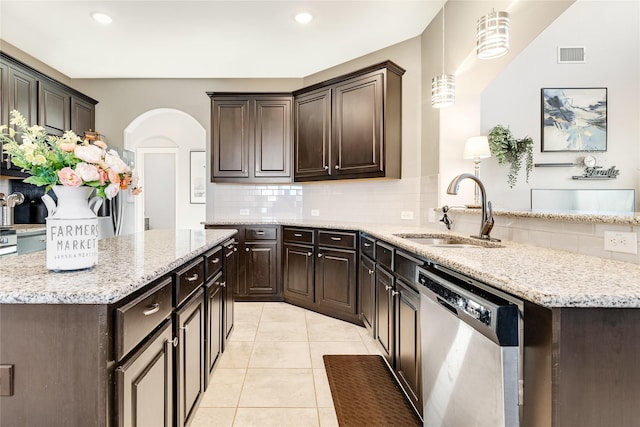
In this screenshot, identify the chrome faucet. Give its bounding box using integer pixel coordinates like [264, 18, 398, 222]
[446, 173, 498, 241]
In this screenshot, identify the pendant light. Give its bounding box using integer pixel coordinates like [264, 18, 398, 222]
[476, 10, 510, 59]
[432, 1, 455, 108]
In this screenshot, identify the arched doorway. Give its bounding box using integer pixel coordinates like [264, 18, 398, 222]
[123, 109, 206, 234]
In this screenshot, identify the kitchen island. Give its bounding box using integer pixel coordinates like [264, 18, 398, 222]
[0, 229, 237, 427]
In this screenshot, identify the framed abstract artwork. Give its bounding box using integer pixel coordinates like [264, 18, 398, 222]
[541, 87, 607, 152]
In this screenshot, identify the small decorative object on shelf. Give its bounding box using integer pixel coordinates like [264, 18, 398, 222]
[487, 124, 533, 188]
[0, 110, 142, 271]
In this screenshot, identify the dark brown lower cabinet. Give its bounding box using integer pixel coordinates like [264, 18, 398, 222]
[394, 279, 422, 416]
[315, 246, 358, 323]
[175, 289, 205, 427]
[245, 241, 279, 297]
[222, 239, 237, 347]
[283, 242, 315, 306]
[115, 319, 174, 427]
[359, 254, 376, 333]
[205, 271, 223, 388]
[375, 265, 394, 365]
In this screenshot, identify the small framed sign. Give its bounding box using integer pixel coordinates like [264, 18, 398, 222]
[190, 151, 206, 204]
[541, 87, 607, 152]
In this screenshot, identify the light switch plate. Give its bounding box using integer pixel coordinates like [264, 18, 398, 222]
[0, 365, 14, 396]
[239, 209, 250, 216]
[311, 209, 320, 217]
[401, 211, 414, 220]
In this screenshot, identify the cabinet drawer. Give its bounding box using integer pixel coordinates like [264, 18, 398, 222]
[318, 230, 356, 249]
[175, 258, 205, 307]
[394, 250, 425, 287]
[245, 226, 277, 241]
[376, 241, 394, 271]
[283, 227, 314, 244]
[205, 246, 223, 281]
[114, 277, 173, 361]
[360, 234, 375, 259]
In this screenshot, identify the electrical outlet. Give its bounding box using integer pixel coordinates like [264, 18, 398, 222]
[401, 211, 414, 220]
[604, 231, 638, 254]
[239, 209, 250, 216]
[311, 209, 320, 217]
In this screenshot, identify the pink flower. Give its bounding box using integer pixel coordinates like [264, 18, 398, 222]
[93, 140, 107, 149]
[58, 167, 83, 187]
[98, 168, 108, 185]
[75, 162, 100, 182]
[105, 183, 120, 199]
[59, 142, 77, 152]
[107, 168, 121, 185]
[75, 144, 104, 163]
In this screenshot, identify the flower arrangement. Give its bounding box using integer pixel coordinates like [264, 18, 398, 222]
[1, 110, 141, 199]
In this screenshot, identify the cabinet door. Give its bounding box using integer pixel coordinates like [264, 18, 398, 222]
[205, 272, 223, 388]
[375, 265, 394, 365]
[7, 64, 37, 127]
[222, 240, 237, 346]
[254, 97, 291, 178]
[315, 247, 357, 316]
[175, 289, 205, 427]
[333, 72, 383, 177]
[359, 255, 376, 334]
[39, 80, 70, 136]
[283, 243, 315, 305]
[0, 60, 7, 126]
[245, 241, 279, 297]
[294, 88, 331, 180]
[394, 279, 422, 416]
[70, 95, 96, 135]
[212, 98, 250, 179]
[115, 320, 173, 427]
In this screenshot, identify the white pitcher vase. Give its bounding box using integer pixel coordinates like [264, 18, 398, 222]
[43, 185, 103, 271]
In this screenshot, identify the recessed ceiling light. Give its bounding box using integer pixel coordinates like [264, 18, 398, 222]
[295, 12, 313, 24]
[91, 12, 113, 25]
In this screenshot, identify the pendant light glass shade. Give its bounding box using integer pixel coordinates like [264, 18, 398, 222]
[476, 11, 510, 59]
[431, 74, 456, 108]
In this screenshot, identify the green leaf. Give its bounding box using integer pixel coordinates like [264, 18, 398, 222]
[23, 176, 50, 186]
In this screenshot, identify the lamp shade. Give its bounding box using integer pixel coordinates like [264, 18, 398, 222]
[431, 74, 456, 108]
[476, 11, 510, 59]
[463, 136, 491, 159]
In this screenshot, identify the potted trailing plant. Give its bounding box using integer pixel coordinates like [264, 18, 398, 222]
[487, 125, 533, 188]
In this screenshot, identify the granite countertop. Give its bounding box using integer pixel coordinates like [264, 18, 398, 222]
[446, 207, 640, 225]
[0, 228, 237, 305]
[206, 219, 640, 308]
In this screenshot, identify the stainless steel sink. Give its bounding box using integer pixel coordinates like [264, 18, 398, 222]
[393, 234, 502, 248]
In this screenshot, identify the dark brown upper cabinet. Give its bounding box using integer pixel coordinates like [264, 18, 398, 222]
[39, 80, 71, 136]
[207, 93, 293, 183]
[293, 61, 405, 182]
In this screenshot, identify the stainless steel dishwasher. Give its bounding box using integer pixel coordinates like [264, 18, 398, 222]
[417, 264, 522, 427]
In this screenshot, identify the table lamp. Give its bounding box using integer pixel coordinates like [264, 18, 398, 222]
[463, 136, 491, 208]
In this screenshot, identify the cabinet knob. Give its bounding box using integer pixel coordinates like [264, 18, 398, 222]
[368, 269, 374, 275]
[246, 248, 250, 252]
[335, 165, 340, 170]
[324, 165, 329, 170]
[385, 285, 391, 291]
[392, 290, 400, 297]
[318, 253, 323, 258]
[234, 248, 238, 252]
[307, 252, 312, 257]
[171, 337, 179, 347]
[220, 281, 226, 288]
[180, 325, 189, 331]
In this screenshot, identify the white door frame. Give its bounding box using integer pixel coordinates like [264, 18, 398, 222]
[135, 147, 179, 233]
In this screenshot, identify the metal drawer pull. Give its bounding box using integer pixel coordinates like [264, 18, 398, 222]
[363, 242, 371, 247]
[256, 231, 265, 235]
[186, 273, 199, 282]
[211, 258, 220, 264]
[294, 233, 303, 237]
[330, 237, 342, 241]
[143, 303, 160, 316]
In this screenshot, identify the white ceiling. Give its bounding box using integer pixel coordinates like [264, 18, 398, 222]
[0, 1, 441, 79]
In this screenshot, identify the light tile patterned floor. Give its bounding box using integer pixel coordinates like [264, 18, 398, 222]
[191, 302, 381, 427]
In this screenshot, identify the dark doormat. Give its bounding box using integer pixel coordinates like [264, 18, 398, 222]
[323, 354, 421, 427]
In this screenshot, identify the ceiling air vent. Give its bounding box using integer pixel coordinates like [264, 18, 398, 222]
[558, 46, 586, 63]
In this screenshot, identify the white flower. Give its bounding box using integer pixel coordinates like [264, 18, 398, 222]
[104, 150, 130, 174]
[75, 162, 101, 182]
[105, 182, 120, 199]
[75, 144, 104, 164]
